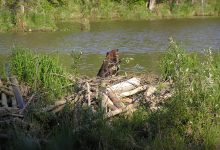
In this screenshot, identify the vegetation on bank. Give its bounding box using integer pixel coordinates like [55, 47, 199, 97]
[10, 47, 73, 101]
[1, 39, 220, 149]
[0, 0, 220, 31]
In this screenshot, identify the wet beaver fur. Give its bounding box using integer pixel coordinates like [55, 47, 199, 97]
[97, 49, 120, 78]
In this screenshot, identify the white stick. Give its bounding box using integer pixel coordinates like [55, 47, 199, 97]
[145, 86, 157, 97]
[86, 82, 91, 106]
[1, 93, 8, 107]
[106, 77, 141, 94]
[102, 93, 118, 111]
[119, 85, 148, 98]
[105, 103, 138, 118]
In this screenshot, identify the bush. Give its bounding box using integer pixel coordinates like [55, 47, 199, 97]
[154, 38, 220, 149]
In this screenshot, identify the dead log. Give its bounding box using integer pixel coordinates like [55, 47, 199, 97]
[1, 93, 8, 107]
[106, 89, 124, 108]
[0, 88, 14, 96]
[119, 85, 148, 98]
[106, 77, 141, 94]
[0, 74, 14, 96]
[10, 76, 25, 109]
[121, 98, 133, 103]
[0, 76, 3, 87]
[43, 100, 67, 112]
[86, 82, 91, 106]
[102, 93, 118, 111]
[105, 103, 139, 118]
[52, 105, 66, 113]
[11, 97, 17, 108]
[145, 86, 157, 97]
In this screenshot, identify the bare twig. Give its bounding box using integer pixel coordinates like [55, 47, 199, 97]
[86, 82, 91, 106]
[19, 93, 36, 114]
[105, 103, 139, 118]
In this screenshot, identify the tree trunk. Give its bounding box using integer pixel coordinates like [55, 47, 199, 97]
[148, 0, 156, 11]
[10, 76, 25, 109]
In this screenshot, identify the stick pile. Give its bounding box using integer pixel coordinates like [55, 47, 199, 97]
[0, 74, 173, 121]
[0, 77, 31, 132]
[45, 75, 173, 118]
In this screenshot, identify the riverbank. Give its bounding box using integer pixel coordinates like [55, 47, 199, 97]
[0, 0, 220, 32]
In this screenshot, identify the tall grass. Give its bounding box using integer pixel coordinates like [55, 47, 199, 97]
[10, 47, 72, 100]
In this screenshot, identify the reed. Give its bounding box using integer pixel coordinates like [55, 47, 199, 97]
[10, 47, 72, 100]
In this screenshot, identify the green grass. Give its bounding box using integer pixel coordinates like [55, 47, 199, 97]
[10, 47, 72, 100]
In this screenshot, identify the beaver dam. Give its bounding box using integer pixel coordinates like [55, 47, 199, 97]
[0, 69, 173, 124]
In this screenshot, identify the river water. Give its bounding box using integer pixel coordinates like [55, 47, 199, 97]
[0, 17, 220, 76]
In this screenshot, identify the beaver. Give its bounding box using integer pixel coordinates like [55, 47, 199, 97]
[97, 49, 120, 78]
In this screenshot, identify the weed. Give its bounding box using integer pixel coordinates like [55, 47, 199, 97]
[70, 50, 82, 75]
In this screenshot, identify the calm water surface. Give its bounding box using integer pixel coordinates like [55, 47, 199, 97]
[0, 17, 220, 75]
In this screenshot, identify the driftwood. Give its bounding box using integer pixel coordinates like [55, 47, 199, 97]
[11, 97, 17, 108]
[1, 93, 8, 107]
[86, 82, 91, 106]
[0, 88, 14, 96]
[43, 100, 67, 112]
[106, 88, 125, 108]
[102, 93, 118, 111]
[40, 76, 173, 117]
[106, 77, 141, 94]
[119, 85, 148, 98]
[105, 103, 139, 118]
[10, 76, 25, 109]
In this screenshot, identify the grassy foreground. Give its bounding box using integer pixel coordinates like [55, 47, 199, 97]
[0, 0, 220, 32]
[0, 39, 220, 149]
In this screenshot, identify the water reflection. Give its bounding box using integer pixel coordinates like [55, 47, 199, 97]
[0, 17, 220, 54]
